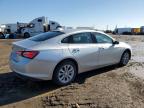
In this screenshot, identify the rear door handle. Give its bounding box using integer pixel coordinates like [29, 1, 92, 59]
[72, 49, 80, 53]
[100, 48, 105, 50]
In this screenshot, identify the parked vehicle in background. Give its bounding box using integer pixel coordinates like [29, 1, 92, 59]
[19, 16, 61, 38]
[0, 25, 6, 33]
[114, 27, 144, 35]
[114, 28, 132, 35]
[140, 26, 144, 34]
[76, 27, 95, 30]
[9, 29, 132, 85]
[0, 16, 62, 38]
[131, 28, 141, 35]
[0, 24, 17, 34]
[0, 32, 5, 39]
[0, 33, 16, 39]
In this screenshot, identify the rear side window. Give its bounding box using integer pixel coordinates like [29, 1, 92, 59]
[61, 32, 93, 44]
[29, 31, 64, 41]
[61, 37, 69, 43]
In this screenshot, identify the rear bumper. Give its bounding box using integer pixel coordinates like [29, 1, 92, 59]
[9, 56, 54, 80]
[13, 70, 51, 80]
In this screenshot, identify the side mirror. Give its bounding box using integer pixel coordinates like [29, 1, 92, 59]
[113, 41, 119, 45]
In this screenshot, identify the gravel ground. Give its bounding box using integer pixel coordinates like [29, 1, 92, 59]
[0, 35, 144, 108]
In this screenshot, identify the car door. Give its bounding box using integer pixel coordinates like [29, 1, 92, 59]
[92, 32, 121, 66]
[62, 32, 100, 73]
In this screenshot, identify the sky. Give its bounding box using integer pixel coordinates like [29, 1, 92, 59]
[0, 0, 144, 30]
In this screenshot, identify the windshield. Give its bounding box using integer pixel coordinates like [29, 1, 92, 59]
[29, 31, 64, 41]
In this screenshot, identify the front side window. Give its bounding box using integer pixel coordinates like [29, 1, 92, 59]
[93, 33, 113, 43]
[38, 19, 42, 22]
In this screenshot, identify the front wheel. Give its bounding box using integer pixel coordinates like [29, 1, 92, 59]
[24, 33, 30, 38]
[119, 51, 130, 66]
[53, 61, 77, 86]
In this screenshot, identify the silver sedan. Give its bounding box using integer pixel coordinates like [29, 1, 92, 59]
[9, 29, 132, 85]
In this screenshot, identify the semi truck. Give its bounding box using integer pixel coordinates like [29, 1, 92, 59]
[0, 16, 62, 38]
[20, 16, 61, 38]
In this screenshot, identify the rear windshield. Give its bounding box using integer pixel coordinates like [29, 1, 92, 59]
[29, 31, 64, 41]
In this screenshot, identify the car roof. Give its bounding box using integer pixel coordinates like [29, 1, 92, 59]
[51, 29, 113, 43]
[55, 29, 105, 34]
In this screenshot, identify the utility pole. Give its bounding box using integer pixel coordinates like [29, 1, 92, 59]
[106, 25, 109, 31]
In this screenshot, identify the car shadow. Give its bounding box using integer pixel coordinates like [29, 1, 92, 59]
[0, 72, 60, 106]
[75, 64, 120, 84]
[0, 64, 120, 106]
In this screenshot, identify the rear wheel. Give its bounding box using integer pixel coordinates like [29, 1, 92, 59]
[119, 51, 130, 66]
[53, 61, 77, 86]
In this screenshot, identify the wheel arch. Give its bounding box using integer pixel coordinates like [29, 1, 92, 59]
[24, 32, 30, 38]
[24, 32, 30, 35]
[52, 58, 79, 78]
[123, 48, 131, 60]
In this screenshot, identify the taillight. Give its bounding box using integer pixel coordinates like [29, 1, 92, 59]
[16, 51, 39, 59]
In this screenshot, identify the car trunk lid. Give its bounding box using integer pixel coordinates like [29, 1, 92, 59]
[11, 39, 39, 62]
[12, 39, 39, 52]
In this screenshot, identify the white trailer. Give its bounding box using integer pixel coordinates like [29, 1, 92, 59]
[114, 28, 132, 34]
[76, 27, 95, 30]
[0, 24, 17, 33]
[21, 16, 61, 38]
[62, 26, 73, 30]
[140, 26, 144, 33]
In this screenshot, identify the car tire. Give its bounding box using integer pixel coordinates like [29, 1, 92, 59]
[53, 61, 77, 86]
[9, 34, 14, 39]
[24, 33, 30, 38]
[119, 50, 130, 66]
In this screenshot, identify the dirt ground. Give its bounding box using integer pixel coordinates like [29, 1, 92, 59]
[0, 35, 144, 108]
